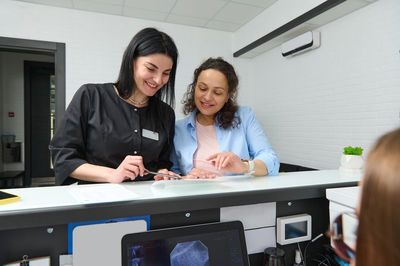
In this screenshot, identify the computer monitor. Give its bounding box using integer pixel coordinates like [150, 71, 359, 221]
[122, 221, 249, 266]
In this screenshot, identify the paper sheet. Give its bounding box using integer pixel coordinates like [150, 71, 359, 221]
[4, 256, 50, 266]
[68, 184, 139, 204]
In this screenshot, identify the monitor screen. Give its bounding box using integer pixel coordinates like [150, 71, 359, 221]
[122, 221, 249, 266]
[285, 221, 307, 239]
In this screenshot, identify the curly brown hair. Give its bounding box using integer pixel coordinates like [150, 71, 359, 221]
[182, 57, 240, 129]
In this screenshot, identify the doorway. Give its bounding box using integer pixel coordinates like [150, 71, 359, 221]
[0, 37, 65, 187]
[24, 61, 55, 182]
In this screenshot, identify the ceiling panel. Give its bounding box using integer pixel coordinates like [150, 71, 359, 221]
[214, 2, 263, 24]
[171, 0, 227, 20]
[15, 0, 274, 32]
[73, 0, 122, 15]
[77, 0, 124, 5]
[232, 0, 277, 8]
[21, 0, 73, 8]
[166, 14, 208, 28]
[123, 7, 169, 22]
[124, 0, 175, 13]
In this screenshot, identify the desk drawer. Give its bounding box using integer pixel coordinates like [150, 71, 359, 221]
[150, 208, 220, 229]
[220, 202, 276, 229]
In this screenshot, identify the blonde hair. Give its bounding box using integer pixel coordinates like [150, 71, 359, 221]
[356, 128, 400, 266]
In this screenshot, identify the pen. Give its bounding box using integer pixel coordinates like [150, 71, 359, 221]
[144, 169, 183, 179]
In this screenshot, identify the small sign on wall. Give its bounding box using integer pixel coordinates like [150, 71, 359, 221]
[8, 112, 14, 117]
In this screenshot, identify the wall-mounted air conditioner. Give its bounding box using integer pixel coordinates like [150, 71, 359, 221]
[281, 31, 320, 57]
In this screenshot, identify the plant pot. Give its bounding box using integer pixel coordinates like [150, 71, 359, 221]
[340, 154, 364, 170]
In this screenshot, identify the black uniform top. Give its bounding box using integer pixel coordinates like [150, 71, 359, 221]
[49, 83, 175, 185]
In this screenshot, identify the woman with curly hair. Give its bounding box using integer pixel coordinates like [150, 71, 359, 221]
[162, 57, 279, 179]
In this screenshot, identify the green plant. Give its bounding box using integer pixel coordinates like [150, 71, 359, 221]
[343, 146, 363, 156]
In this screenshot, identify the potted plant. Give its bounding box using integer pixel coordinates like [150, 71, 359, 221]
[340, 146, 364, 171]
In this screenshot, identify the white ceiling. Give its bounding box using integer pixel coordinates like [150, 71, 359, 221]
[15, 0, 277, 32]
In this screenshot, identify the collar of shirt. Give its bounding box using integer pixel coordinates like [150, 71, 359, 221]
[186, 109, 222, 130]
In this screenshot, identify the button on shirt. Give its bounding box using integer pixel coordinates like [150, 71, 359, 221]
[171, 106, 279, 176]
[49, 83, 175, 185]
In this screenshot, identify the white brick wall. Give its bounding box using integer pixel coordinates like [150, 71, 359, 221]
[236, 0, 400, 169]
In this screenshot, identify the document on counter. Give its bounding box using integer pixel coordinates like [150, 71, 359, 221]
[4, 255, 50, 265]
[68, 184, 139, 204]
[0, 190, 20, 204]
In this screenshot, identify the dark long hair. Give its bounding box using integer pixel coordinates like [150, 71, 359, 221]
[356, 128, 400, 266]
[182, 57, 240, 129]
[115, 27, 178, 107]
[115, 28, 178, 134]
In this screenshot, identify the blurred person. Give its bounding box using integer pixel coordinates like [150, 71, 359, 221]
[330, 128, 400, 265]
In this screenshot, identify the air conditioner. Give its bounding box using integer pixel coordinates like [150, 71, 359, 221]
[281, 31, 320, 57]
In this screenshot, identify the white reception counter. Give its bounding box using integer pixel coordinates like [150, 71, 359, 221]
[0, 170, 360, 266]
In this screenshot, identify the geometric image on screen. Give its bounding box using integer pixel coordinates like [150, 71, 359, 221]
[122, 221, 249, 266]
[285, 221, 307, 240]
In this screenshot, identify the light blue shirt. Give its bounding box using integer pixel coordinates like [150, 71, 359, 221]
[171, 106, 279, 176]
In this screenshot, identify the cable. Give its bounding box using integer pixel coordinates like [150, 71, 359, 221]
[304, 233, 324, 266]
[314, 258, 329, 266]
[297, 242, 305, 264]
[312, 233, 324, 243]
[315, 253, 332, 266]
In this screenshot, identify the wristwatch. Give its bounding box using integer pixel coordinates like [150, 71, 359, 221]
[241, 159, 255, 175]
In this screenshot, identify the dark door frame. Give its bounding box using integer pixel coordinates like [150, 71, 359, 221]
[0, 37, 65, 186]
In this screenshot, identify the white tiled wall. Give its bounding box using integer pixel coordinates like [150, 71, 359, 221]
[236, 0, 400, 169]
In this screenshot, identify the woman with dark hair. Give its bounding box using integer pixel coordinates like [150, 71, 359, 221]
[164, 57, 279, 179]
[50, 27, 179, 185]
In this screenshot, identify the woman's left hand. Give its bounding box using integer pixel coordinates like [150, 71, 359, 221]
[206, 152, 247, 174]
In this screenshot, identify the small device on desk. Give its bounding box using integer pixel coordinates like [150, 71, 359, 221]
[276, 214, 311, 245]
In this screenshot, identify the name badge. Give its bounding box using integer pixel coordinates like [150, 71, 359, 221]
[142, 129, 159, 141]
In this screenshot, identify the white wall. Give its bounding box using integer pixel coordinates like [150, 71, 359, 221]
[235, 0, 400, 169]
[1, 0, 399, 171]
[0, 0, 233, 120]
[0, 52, 54, 171]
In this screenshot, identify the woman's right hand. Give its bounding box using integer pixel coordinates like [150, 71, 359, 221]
[109, 155, 145, 183]
[186, 168, 216, 179]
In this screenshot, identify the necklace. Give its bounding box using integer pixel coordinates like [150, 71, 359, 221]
[128, 97, 149, 105]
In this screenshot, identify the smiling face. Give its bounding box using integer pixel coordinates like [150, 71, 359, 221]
[133, 53, 173, 99]
[195, 69, 230, 123]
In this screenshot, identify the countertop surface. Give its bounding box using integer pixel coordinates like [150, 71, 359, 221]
[1, 170, 360, 213]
